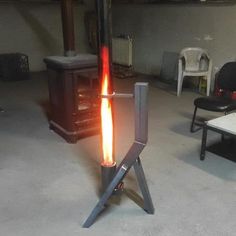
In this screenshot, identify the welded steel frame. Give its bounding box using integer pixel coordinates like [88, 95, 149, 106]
[83, 82, 154, 228]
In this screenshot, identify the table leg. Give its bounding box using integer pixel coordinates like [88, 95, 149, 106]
[200, 125, 208, 161]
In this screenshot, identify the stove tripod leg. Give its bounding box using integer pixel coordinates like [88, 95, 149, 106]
[83, 165, 127, 228]
[133, 157, 154, 214]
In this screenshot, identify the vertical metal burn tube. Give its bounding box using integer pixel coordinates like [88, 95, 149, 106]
[61, 0, 76, 57]
[97, 0, 116, 191]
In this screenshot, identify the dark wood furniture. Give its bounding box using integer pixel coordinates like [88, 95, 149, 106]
[44, 54, 100, 143]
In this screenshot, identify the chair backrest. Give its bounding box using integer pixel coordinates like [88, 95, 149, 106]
[180, 47, 210, 71]
[217, 62, 236, 91]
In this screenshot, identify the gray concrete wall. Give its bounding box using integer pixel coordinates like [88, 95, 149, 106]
[1, 2, 235, 74]
[112, 4, 236, 75]
[0, 2, 92, 71]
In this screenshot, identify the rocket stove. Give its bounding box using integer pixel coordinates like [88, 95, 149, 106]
[83, 82, 155, 228]
[83, 0, 154, 228]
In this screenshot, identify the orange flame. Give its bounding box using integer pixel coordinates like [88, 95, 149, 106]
[101, 46, 115, 167]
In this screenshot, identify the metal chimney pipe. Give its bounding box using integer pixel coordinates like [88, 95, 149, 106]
[97, 0, 116, 192]
[97, 0, 113, 86]
[61, 0, 76, 57]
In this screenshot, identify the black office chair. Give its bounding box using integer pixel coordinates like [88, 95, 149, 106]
[190, 62, 236, 133]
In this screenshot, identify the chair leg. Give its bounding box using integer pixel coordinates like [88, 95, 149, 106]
[206, 60, 212, 96]
[177, 75, 184, 97]
[206, 72, 211, 96]
[200, 125, 208, 161]
[177, 60, 183, 97]
[190, 106, 201, 133]
[190, 106, 197, 132]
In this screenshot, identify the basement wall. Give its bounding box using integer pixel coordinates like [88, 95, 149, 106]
[1, 2, 235, 75]
[0, 2, 91, 71]
[112, 4, 236, 76]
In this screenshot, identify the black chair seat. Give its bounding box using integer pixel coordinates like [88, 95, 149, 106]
[194, 97, 236, 112]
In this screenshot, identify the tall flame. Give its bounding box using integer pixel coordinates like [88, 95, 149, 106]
[101, 46, 115, 167]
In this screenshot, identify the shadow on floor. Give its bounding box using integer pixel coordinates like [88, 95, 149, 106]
[170, 121, 202, 140]
[207, 139, 236, 163]
[176, 144, 236, 181]
[179, 110, 220, 123]
[71, 137, 101, 197]
[37, 99, 51, 122]
[170, 111, 221, 140]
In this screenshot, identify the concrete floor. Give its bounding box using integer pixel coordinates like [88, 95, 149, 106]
[0, 73, 235, 236]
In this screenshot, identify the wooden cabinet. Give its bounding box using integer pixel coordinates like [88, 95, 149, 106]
[44, 55, 100, 143]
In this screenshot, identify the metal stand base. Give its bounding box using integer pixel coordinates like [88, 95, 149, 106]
[83, 142, 154, 228]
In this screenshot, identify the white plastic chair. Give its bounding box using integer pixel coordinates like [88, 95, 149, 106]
[177, 47, 212, 96]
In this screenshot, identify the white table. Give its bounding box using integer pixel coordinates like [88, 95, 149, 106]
[200, 113, 236, 160]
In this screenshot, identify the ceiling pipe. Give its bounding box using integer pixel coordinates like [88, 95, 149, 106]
[61, 0, 76, 57]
